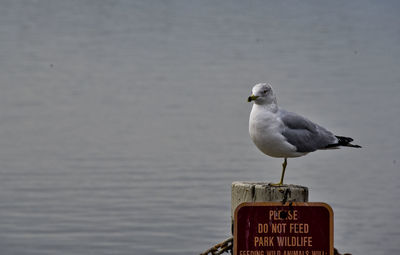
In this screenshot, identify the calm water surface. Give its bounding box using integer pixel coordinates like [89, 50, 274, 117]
[0, 1, 399, 254]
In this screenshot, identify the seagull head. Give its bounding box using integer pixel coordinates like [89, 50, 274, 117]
[248, 83, 276, 105]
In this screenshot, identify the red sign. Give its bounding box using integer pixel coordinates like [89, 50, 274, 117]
[234, 202, 333, 255]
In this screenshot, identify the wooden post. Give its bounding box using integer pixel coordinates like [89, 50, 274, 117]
[231, 181, 309, 231]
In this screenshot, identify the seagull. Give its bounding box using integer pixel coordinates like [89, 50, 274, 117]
[248, 83, 361, 186]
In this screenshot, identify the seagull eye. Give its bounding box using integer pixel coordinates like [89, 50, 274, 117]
[263, 90, 268, 94]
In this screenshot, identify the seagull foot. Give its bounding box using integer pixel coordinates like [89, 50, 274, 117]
[269, 182, 284, 186]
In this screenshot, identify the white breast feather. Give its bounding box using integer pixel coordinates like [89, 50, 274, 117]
[249, 105, 305, 158]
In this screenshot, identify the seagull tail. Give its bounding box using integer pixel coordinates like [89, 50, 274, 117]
[326, 136, 362, 148]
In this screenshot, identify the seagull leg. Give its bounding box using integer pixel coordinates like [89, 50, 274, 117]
[280, 158, 287, 184]
[270, 158, 287, 186]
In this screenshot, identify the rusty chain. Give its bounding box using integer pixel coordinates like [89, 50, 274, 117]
[200, 237, 351, 255]
[200, 237, 233, 255]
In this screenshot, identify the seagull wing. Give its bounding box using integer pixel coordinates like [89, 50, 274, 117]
[279, 110, 337, 153]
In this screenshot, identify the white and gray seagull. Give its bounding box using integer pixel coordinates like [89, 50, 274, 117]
[248, 83, 361, 186]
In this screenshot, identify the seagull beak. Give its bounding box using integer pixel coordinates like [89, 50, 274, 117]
[248, 94, 259, 102]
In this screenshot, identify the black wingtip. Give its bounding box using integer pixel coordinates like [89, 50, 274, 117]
[346, 144, 362, 148]
[325, 136, 362, 149]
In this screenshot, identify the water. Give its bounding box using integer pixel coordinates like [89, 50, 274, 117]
[0, 1, 399, 254]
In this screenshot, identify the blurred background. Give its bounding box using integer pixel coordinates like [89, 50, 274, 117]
[0, 0, 399, 254]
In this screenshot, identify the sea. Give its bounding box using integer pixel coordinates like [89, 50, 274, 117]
[0, 1, 399, 254]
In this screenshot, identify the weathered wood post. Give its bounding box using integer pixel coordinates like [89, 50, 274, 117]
[231, 182, 309, 232]
[201, 182, 337, 255]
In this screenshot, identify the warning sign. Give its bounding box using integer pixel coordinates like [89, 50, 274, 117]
[234, 202, 333, 255]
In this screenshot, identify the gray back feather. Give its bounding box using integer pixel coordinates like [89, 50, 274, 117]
[279, 110, 336, 152]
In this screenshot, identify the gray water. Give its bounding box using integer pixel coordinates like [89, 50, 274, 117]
[1, 1, 399, 254]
